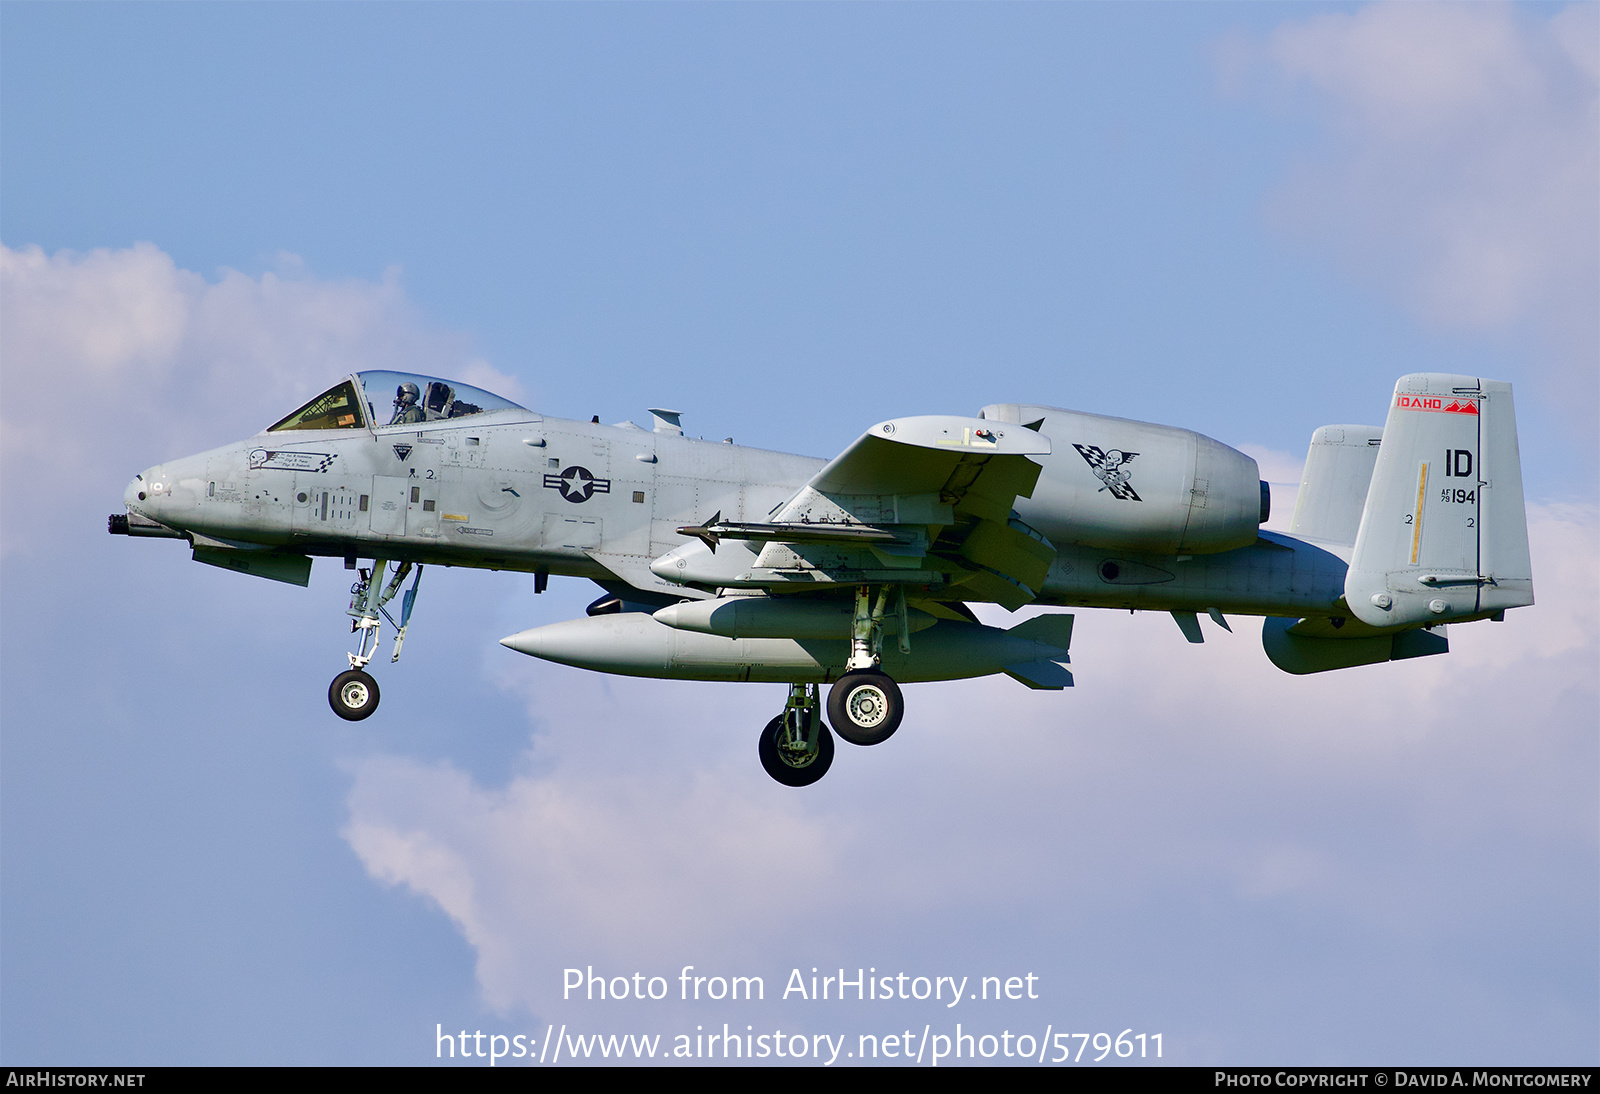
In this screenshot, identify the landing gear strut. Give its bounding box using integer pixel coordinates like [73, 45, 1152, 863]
[827, 585, 906, 746]
[328, 560, 423, 721]
[758, 683, 834, 786]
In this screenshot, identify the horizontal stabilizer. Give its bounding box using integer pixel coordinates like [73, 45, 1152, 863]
[1391, 627, 1450, 661]
[1262, 616, 1447, 675]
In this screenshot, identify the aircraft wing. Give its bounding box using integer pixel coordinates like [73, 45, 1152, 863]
[672, 416, 1058, 609]
[798, 415, 1051, 523]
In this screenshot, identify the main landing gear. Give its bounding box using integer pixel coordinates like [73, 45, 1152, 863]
[829, 584, 906, 745]
[328, 559, 424, 721]
[828, 670, 903, 746]
[757, 586, 909, 785]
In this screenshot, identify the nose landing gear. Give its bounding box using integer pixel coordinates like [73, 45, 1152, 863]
[327, 560, 423, 721]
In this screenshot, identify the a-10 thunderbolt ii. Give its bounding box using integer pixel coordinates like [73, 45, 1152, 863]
[112, 370, 1533, 786]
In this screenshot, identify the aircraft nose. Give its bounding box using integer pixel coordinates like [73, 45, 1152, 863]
[124, 469, 156, 514]
[125, 462, 192, 518]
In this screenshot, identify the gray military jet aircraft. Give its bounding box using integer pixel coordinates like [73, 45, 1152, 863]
[113, 370, 1533, 786]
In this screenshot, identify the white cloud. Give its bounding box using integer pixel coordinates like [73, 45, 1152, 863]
[343, 502, 1596, 1025]
[1236, 443, 1303, 531]
[1233, 2, 1598, 418]
[2, 242, 195, 376]
[345, 757, 842, 1012]
[1236, 443, 1303, 489]
[13, 240, 1586, 1052]
[0, 243, 489, 555]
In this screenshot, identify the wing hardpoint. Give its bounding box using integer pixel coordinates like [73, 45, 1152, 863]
[675, 416, 1056, 609]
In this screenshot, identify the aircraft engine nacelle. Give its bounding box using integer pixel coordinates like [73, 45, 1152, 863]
[979, 403, 1265, 555]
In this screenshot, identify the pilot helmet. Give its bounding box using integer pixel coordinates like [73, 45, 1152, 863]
[395, 382, 420, 407]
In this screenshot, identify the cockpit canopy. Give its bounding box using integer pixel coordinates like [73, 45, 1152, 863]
[267, 371, 527, 433]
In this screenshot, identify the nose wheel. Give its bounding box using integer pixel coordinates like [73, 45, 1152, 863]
[759, 683, 834, 786]
[329, 670, 380, 720]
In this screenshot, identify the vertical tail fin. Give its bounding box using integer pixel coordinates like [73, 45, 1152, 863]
[1346, 374, 1533, 628]
[1289, 425, 1385, 546]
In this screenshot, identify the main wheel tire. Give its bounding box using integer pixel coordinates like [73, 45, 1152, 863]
[329, 669, 380, 721]
[827, 670, 903, 746]
[758, 714, 834, 787]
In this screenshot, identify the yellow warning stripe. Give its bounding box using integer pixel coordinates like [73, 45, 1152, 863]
[1410, 463, 1428, 564]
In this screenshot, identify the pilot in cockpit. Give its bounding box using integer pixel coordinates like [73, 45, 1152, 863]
[390, 382, 426, 425]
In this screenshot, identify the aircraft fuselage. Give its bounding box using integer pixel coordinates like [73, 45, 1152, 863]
[126, 408, 820, 594]
[126, 405, 1352, 616]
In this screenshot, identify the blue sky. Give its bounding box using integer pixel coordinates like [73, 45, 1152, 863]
[2, 2, 1595, 1066]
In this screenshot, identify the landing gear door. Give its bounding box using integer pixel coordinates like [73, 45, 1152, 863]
[370, 476, 409, 536]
